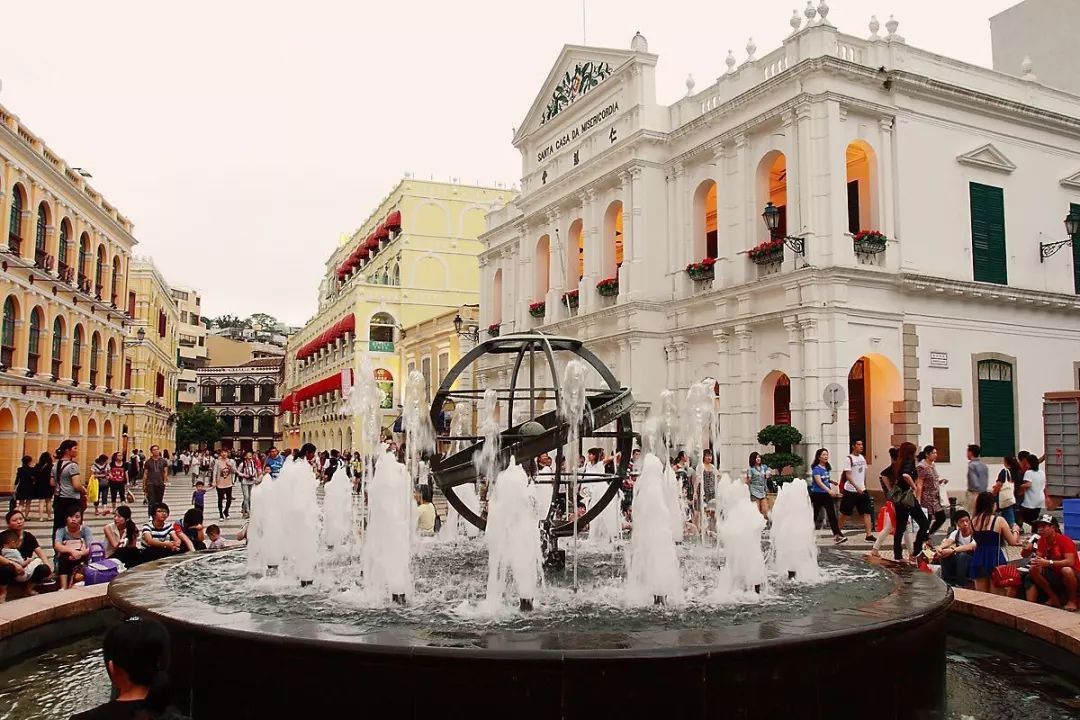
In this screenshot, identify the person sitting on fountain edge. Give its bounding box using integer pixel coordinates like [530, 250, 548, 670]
[141, 503, 183, 562]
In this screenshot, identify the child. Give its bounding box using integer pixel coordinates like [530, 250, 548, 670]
[0, 528, 43, 587]
[192, 481, 206, 514]
[206, 524, 226, 550]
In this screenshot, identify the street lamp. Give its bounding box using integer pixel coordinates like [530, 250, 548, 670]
[136, 327, 146, 342]
[453, 314, 480, 342]
[761, 202, 806, 256]
[1039, 210, 1080, 262]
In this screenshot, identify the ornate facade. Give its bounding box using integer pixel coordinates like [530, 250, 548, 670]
[123, 259, 179, 453]
[198, 358, 282, 452]
[281, 179, 514, 452]
[0, 101, 137, 489]
[481, 16, 1080, 480]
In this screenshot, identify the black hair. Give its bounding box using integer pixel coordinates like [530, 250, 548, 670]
[300, 443, 317, 457]
[420, 485, 433, 503]
[114, 506, 138, 546]
[102, 617, 173, 714]
[330, 449, 339, 458]
[194, 480, 204, 487]
[1028, 455, 1041, 471]
[64, 506, 83, 522]
[748, 451, 761, 467]
[150, 502, 170, 516]
[0, 528, 19, 546]
[95, 454, 109, 465]
[888, 447, 899, 461]
[974, 491, 996, 518]
[56, 439, 78, 459]
[182, 508, 203, 528]
[952, 510, 970, 523]
[967, 444, 981, 458]
[206, 524, 220, 536]
[4, 508, 24, 523]
[811, 448, 831, 470]
[36, 452, 52, 468]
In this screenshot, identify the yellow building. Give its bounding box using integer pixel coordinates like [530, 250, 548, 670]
[0, 101, 137, 489]
[399, 305, 479, 439]
[281, 178, 514, 452]
[123, 258, 179, 454]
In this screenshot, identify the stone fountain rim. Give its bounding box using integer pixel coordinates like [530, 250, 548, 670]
[107, 549, 952, 659]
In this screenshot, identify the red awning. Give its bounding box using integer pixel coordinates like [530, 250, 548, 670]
[358, 247, 370, 260]
[293, 313, 357, 361]
[294, 369, 355, 404]
[376, 223, 390, 240]
[385, 209, 401, 229]
[280, 393, 295, 413]
[365, 233, 380, 250]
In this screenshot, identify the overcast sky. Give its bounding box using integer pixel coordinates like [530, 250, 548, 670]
[0, 0, 1019, 326]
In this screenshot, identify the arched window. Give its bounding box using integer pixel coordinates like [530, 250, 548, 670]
[601, 200, 623, 280]
[757, 152, 787, 243]
[95, 245, 106, 295]
[260, 382, 275, 403]
[35, 202, 48, 261]
[773, 374, 791, 426]
[106, 339, 116, 390]
[566, 218, 584, 286]
[72, 325, 84, 383]
[845, 141, 878, 235]
[58, 219, 71, 272]
[8, 185, 24, 254]
[89, 332, 101, 386]
[221, 382, 236, 403]
[693, 180, 718, 260]
[51, 317, 64, 378]
[27, 307, 42, 375]
[240, 381, 256, 403]
[392, 262, 400, 286]
[492, 269, 503, 324]
[78, 233, 90, 282]
[110, 257, 121, 305]
[977, 359, 1015, 456]
[381, 267, 390, 285]
[369, 312, 396, 352]
[1, 297, 17, 368]
[535, 235, 550, 298]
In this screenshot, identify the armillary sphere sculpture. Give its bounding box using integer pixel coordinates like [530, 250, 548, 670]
[429, 333, 636, 567]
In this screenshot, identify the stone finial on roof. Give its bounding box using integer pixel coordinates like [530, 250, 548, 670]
[817, 0, 831, 26]
[885, 15, 904, 43]
[790, 8, 802, 34]
[726, 50, 737, 73]
[868, 15, 881, 40]
[746, 37, 757, 63]
[631, 31, 648, 52]
[685, 73, 696, 96]
[1020, 56, 1037, 82]
[804, 0, 817, 25]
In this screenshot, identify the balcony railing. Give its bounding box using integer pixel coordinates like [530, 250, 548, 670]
[7, 235, 21, 255]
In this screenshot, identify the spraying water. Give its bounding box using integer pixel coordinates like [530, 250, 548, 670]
[485, 460, 543, 610]
[683, 381, 719, 542]
[768, 478, 821, 582]
[716, 474, 767, 596]
[473, 388, 503, 514]
[340, 356, 384, 535]
[626, 453, 682, 606]
[246, 473, 279, 574]
[280, 457, 320, 586]
[559, 359, 589, 588]
[403, 369, 436, 483]
[323, 464, 354, 550]
[361, 450, 414, 604]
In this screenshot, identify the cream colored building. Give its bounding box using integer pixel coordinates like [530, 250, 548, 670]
[281, 178, 514, 451]
[0, 100, 136, 489]
[172, 286, 206, 410]
[123, 258, 179, 454]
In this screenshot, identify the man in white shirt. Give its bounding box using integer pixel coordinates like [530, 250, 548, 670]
[839, 439, 875, 541]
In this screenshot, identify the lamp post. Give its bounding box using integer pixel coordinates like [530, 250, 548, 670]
[453, 314, 480, 343]
[761, 202, 806, 256]
[1039, 210, 1080, 262]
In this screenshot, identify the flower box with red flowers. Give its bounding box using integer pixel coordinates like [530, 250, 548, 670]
[852, 230, 888, 254]
[487, 323, 500, 338]
[528, 301, 546, 318]
[685, 256, 717, 280]
[561, 290, 579, 309]
[596, 277, 619, 297]
[747, 238, 785, 265]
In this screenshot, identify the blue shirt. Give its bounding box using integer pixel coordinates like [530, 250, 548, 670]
[265, 455, 285, 479]
[810, 465, 832, 494]
[192, 489, 205, 508]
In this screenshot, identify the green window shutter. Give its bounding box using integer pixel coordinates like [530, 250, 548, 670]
[1072, 202, 1080, 295]
[970, 183, 1008, 285]
[977, 360, 1015, 456]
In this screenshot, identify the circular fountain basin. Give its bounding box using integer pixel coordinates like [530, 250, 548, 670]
[109, 543, 950, 719]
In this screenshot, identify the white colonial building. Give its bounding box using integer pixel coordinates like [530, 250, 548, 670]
[478, 10, 1080, 479]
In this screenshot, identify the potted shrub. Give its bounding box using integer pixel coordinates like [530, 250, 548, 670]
[596, 277, 619, 297]
[748, 239, 785, 265]
[487, 323, 500, 338]
[561, 289, 579, 309]
[757, 424, 804, 484]
[529, 301, 546, 318]
[686, 256, 717, 281]
[853, 230, 888, 254]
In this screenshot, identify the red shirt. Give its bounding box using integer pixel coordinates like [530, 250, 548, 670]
[107, 466, 126, 484]
[1037, 532, 1079, 570]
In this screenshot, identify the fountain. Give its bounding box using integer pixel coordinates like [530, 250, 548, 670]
[322, 464, 354, 550]
[108, 334, 951, 719]
[340, 356, 384, 534]
[359, 449, 413, 604]
[484, 460, 542, 611]
[769, 477, 821, 582]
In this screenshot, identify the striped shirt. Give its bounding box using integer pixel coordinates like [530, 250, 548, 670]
[141, 521, 173, 548]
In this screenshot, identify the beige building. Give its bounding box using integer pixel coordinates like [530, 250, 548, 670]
[0, 100, 136, 490]
[122, 258, 179, 454]
[206, 334, 283, 368]
[282, 178, 513, 452]
[172, 286, 207, 410]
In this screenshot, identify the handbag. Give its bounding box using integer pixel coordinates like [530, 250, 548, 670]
[998, 469, 1016, 509]
[991, 564, 1022, 588]
[888, 483, 916, 509]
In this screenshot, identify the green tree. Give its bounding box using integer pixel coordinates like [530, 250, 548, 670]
[248, 313, 278, 329]
[212, 314, 250, 330]
[757, 424, 805, 479]
[176, 404, 227, 450]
